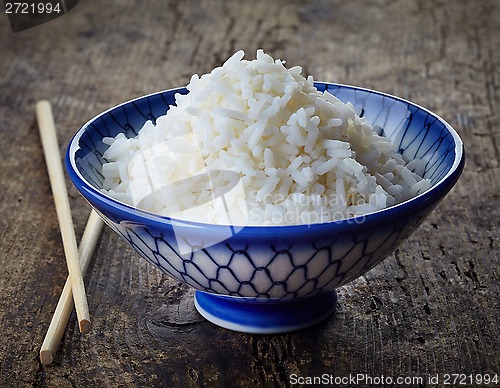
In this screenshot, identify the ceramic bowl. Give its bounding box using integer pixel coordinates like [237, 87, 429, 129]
[66, 82, 464, 334]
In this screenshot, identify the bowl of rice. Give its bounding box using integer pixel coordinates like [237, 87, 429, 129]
[66, 50, 464, 334]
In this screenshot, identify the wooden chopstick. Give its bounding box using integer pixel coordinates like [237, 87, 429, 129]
[40, 209, 104, 365]
[36, 100, 92, 335]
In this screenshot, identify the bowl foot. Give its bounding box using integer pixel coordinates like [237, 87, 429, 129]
[194, 290, 337, 334]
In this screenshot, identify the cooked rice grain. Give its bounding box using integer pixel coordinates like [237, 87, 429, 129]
[101, 50, 431, 225]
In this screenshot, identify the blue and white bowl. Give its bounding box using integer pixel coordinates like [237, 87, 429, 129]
[66, 83, 465, 334]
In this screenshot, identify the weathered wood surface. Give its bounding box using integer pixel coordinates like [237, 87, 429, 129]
[0, 0, 498, 386]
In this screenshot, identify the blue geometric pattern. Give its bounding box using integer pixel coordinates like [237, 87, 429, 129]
[66, 83, 464, 307]
[100, 210, 428, 302]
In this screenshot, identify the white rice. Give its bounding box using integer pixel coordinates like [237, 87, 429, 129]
[100, 50, 430, 225]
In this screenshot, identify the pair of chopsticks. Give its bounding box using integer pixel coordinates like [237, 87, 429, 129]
[36, 100, 104, 365]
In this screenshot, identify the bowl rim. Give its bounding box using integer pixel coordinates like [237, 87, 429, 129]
[66, 82, 465, 235]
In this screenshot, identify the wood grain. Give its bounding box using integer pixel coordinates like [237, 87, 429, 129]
[0, 0, 498, 386]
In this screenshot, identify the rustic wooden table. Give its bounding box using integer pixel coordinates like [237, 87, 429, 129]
[1, 0, 498, 386]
